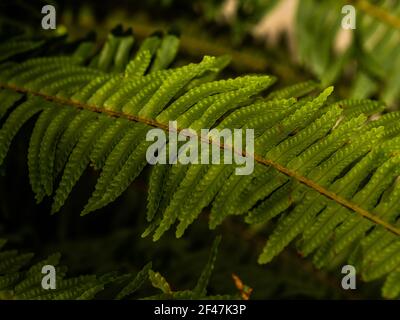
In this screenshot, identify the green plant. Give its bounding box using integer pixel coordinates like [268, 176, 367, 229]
[1, 25, 400, 300]
[295, 0, 400, 107]
[104, 0, 400, 107]
[0, 236, 235, 300]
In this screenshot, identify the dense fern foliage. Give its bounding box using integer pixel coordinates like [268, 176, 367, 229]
[0, 236, 234, 300]
[1, 26, 400, 300]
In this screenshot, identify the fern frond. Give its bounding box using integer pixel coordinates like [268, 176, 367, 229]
[1, 31, 400, 298]
[0, 237, 229, 300]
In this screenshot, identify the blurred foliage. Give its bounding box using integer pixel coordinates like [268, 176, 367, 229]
[296, 0, 400, 108]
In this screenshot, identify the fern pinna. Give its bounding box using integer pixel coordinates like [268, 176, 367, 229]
[1, 27, 400, 299]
